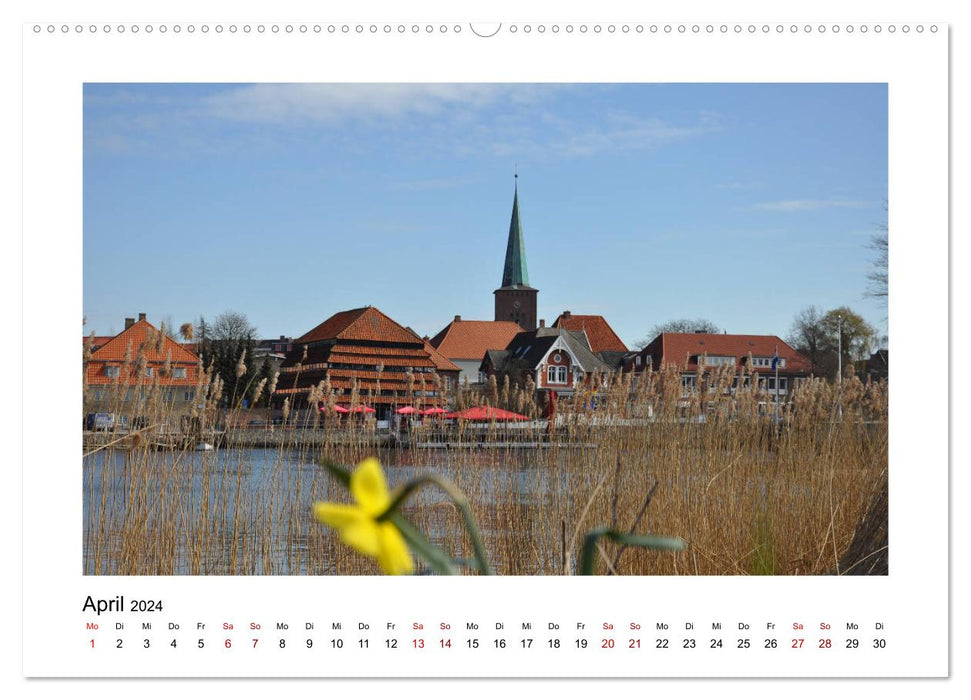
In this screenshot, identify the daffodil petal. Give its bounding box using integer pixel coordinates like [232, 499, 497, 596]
[312, 502, 362, 528]
[350, 458, 391, 516]
[376, 522, 414, 575]
[313, 502, 383, 558]
[338, 518, 383, 558]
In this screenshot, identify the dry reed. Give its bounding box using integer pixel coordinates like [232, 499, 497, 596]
[83, 363, 888, 576]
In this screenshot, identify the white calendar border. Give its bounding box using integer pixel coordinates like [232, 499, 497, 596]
[14, 0, 956, 691]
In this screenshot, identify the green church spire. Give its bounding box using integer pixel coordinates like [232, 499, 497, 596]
[501, 175, 530, 288]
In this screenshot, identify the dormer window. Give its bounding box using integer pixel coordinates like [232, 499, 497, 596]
[104, 366, 120, 378]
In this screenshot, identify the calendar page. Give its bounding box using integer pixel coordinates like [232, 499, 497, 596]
[18, 0, 954, 693]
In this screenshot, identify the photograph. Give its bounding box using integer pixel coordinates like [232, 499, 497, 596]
[81, 82, 889, 577]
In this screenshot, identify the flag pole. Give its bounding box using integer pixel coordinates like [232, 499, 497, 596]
[774, 344, 779, 421]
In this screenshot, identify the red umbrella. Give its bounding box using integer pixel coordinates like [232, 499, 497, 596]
[419, 407, 448, 416]
[395, 406, 417, 415]
[320, 404, 349, 414]
[347, 405, 375, 414]
[446, 406, 530, 421]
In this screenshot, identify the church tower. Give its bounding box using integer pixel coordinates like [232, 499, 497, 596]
[494, 175, 538, 330]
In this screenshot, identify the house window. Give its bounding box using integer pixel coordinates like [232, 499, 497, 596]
[752, 356, 786, 369]
[104, 366, 120, 378]
[444, 376, 451, 390]
[635, 355, 642, 367]
[184, 390, 194, 402]
[145, 367, 154, 378]
[172, 367, 186, 379]
[557, 366, 567, 384]
[547, 366, 558, 384]
[703, 355, 735, 367]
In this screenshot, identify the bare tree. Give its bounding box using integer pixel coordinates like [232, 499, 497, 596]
[637, 318, 721, 348]
[209, 310, 257, 342]
[866, 229, 888, 299]
[787, 306, 827, 370]
[865, 203, 888, 301]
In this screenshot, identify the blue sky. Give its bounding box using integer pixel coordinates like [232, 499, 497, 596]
[83, 83, 887, 347]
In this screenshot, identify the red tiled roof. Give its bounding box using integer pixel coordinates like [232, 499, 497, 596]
[89, 319, 200, 365]
[644, 333, 814, 373]
[423, 340, 461, 373]
[552, 313, 628, 353]
[83, 335, 114, 351]
[275, 308, 455, 402]
[429, 319, 523, 360]
[298, 306, 420, 345]
[330, 344, 430, 361]
[328, 345, 428, 358]
[327, 354, 429, 368]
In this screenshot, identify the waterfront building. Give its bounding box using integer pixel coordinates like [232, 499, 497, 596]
[864, 349, 889, 383]
[253, 335, 294, 376]
[272, 306, 457, 421]
[552, 310, 628, 355]
[83, 313, 202, 413]
[428, 315, 523, 385]
[423, 338, 462, 392]
[627, 332, 814, 400]
[480, 323, 613, 399]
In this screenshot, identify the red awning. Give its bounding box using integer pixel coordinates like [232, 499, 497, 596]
[346, 405, 375, 414]
[445, 406, 530, 421]
[395, 406, 417, 415]
[320, 404, 350, 414]
[419, 407, 448, 415]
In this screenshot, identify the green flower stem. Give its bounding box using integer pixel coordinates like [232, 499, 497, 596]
[380, 474, 493, 576]
[387, 513, 458, 575]
[579, 528, 686, 576]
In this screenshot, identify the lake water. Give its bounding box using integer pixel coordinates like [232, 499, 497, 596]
[82, 447, 569, 575]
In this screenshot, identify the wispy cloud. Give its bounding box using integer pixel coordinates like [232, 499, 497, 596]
[85, 84, 723, 161]
[197, 83, 533, 127]
[453, 109, 721, 159]
[753, 199, 870, 212]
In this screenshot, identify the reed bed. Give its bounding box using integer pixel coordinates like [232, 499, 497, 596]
[83, 352, 887, 576]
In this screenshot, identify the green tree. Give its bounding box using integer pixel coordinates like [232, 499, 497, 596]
[821, 307, 877, 377]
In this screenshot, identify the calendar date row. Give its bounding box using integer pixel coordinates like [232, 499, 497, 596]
[91, 635, 888, 651]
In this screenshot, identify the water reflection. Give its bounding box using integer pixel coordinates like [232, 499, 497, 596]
[83, 448, 561, 575]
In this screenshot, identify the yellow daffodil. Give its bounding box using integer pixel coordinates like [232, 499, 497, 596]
[313, 458, 414, 575]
